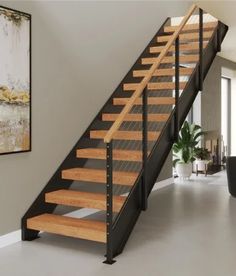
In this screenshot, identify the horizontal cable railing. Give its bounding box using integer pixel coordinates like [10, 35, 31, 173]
[103, 3, 197, 144]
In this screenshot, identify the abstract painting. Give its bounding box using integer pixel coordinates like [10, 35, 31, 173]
[0, 6, 31, 154]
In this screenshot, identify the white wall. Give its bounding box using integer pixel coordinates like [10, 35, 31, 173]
[201, 56, 236, 157]
[232, 72, 236, 155]
[222, 67, 236, 155]
[0, 1, 193, 235]
[193, 93, 202, 126]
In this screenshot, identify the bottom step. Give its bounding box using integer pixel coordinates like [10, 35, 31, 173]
[27, 214, 106, 243]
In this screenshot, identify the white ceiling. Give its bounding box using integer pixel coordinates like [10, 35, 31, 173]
[196, 1, 236, 62]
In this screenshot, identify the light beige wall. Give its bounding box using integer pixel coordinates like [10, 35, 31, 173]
[0, 1, 192, 235]
[202, 56, 236, 134]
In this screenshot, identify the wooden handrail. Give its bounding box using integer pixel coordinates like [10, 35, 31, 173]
[104, 4, 197, 143]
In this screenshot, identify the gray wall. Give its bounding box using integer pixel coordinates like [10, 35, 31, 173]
[0, 1, 192, 235]
[202, 55, 236, 134]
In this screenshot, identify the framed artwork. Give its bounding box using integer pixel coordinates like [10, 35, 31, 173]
[0, 6, 31, 155]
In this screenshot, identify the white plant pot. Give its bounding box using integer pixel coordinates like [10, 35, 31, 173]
[193, 160, 208, 172]
[176, 163, 192, 179]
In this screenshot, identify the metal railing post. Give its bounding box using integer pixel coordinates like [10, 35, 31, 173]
[174, 37, 179, 142]
[142, 87, 148, 211]
[103, 141, 116, 264]
[199, 8, 203, 91]
[217, 21, 221, 52]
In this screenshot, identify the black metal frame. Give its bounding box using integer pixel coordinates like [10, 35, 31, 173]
[174, 37, 179, 141]
[21, 8, 228, 263]
[199, 8, 203, 91]
[103, 141, 116, 264]
[104, 18, 228, 261]
[217, 21, 222, 52]
[22, 18, 169, 240]
[0, 5, 32, 156]
[142, 87, 148, 211]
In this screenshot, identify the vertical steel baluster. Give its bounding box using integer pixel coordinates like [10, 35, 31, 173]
[103, 141, 116, 264]
[217, 21, 221, 52]
[175, 37, 179, 142]
[142, 87, 148, 211]
[199, 8, 203, 91]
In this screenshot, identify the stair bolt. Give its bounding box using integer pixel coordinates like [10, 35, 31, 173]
[103, 141, 116, 264]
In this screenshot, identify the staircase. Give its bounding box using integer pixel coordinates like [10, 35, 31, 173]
[22, 4, 228, 264]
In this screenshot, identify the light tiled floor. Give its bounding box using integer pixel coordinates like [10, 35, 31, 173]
[1, 171, 236, 276]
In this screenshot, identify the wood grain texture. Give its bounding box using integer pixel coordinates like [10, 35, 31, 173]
[90, 130, 160, 141]
[103, 4, 197, 142]
[142, 55, 199, 65]
[149, 42, 207, 53]
[123, 82, 186, 91]
[113, 97, 175, 106]
[102, 113, 170, 122]
[45, 189, 126, 212]
[77, 148, 144, 161]
[27, 214, 106, 243]
[133, 67, 193, 77]
[164, 21, 217, 33]
[62, 168, 138, 186]
[157, 31, 213, 42]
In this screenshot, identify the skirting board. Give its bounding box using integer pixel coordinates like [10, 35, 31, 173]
[0, 230, 21, 249]
[153, 177, 174, 191]
[0, 177, 174, 249]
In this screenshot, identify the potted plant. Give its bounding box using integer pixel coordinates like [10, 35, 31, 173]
[194, 147, 210, 173]
[173, 121, 203, 179]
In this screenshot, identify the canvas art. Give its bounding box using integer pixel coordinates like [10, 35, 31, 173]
[0, 6, 31, 154]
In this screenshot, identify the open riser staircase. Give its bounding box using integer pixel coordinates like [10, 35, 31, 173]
[22, 5, 228, 264]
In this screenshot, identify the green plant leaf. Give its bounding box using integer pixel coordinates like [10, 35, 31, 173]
[193, 124, 201, 132]
[182, 148, 190, 163]
[190, 157, 196, 162]
[193, 131, 204, 141]
[172, 121, 203, 164]
[173, 158, 180, 167]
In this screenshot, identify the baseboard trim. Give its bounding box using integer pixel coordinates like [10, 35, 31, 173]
[153, 177, 174, 191]
[0, 230, 21, 249]
[0, 177, 174, 249]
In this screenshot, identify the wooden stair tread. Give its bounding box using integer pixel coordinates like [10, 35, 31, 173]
[142, 55, 199, 65]
[157, 31, 213, 42]
[102, 113, 170, 122]
[133, 67, 193, 77]
[90, 130, 160, 141]
[149, 42, 207, 53]
[27, 214, 106, 243]
[123, 82, 186, 91]
[46, 189, 126, 213]
[113, 97, 175, 106]
[62, 167, 138, 186]
[164, 21, 217, 33]
[77, 148, 144, 161]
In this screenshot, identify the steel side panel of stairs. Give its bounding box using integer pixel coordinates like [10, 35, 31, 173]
[111, 21, 228, 257]
[21, 18, 170, 240]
